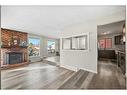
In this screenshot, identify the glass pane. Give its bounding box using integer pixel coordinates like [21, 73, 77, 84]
[63, 35, 88, 50]
[78, 36, 87, 50]
[105, 38, 112, 48]
[72, 37, 78, 49]
[62, 38, 71, 50]
[99, 39, 105, 49]
[47, 41, 55, 53]
[28, 38, 40, 57]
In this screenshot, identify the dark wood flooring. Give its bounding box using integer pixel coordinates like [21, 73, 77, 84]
[1, 61, 126, 89]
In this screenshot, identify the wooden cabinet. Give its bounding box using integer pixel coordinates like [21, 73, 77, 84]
[98, 50, 116, 59]
[114, 35, 124, 45]
[117, 51, 126, 75]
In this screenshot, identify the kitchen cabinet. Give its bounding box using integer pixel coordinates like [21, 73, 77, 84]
[117, 51, 126, 75]
[98, 50, 116, 59]
[114, 35, 124, 45]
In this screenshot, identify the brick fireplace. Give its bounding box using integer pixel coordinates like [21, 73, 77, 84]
[1, 28, 29, 69]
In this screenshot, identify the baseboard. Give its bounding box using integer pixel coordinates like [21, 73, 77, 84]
[60, 64, 78, 72]
[80, 68, 97, 74]
[60, 64, 97, 74]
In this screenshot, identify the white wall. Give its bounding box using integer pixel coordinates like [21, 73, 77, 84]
[60, 23, 97, 73]
[28, 33, 59, 63]
[60, 11, 125, 73]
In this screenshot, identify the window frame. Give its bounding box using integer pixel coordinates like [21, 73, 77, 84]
[47, 40, 56, 53]
[62, 32, 89, 51]
[28, 37, 41, 57]
[99, 38, 112, 49]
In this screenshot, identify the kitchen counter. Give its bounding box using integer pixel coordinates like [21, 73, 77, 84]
[115, 50, 125, 54]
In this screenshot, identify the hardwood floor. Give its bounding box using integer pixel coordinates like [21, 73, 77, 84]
[1, 62, 74, 89]
[44, 56, 60, 66]
[45, 56, 60, 64]
[87, 61, 126, 89]
[59, 61, 126, 89]
[1, 61, 126, 89]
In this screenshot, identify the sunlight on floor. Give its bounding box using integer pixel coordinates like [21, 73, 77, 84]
[3, 64, 55, 72]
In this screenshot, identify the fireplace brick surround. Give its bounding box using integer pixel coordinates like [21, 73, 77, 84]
[1, 28, 29, 69]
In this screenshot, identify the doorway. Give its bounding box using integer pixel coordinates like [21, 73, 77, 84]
[96, 20, 126, 88]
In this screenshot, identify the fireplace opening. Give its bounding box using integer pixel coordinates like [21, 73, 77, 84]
[6, 52, 23, 64]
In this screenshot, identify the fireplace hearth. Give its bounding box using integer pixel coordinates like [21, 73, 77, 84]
[6, 52, 23, 64]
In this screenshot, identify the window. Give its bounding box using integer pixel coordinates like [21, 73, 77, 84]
[62, 38, 71, 50]
[99, 39, 105, 48]
[28, 37, 40, 57]
[72, 35, 87, 50]
[62, 35, 88, 50]
[99, 38, 112, 49]
[47, 40, 56, 53]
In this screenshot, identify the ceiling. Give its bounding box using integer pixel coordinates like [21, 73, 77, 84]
[1, 6, 125, 38]
[98, 20, 125, 36]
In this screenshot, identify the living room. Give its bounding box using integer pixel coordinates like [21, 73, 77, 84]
[0, 5, 126, 89]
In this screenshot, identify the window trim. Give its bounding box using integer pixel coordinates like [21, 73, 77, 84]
[62, 32, 89, 51]
[47, 40, 56, 53]
[99, 38, 112, 49]
[28, 37, 41, 57]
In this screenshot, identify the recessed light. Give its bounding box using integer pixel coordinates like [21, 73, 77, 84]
[101, 31, 110, 35]
[101, 32, 107, 35]
[103, 32, 107, 35]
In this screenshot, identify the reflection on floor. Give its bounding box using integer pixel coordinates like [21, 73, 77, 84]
[44, 56, 60, 66]
[59, 61, 126, 89]
[1, 61, 126, 89]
